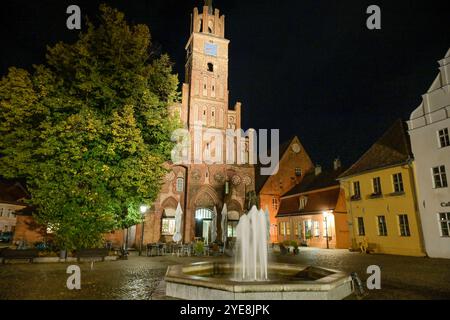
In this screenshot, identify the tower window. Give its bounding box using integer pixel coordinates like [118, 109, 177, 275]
[207, 63, 214, 72]
[176, 177, 184, 192]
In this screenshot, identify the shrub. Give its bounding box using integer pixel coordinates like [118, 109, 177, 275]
[194, 241, 204, 256]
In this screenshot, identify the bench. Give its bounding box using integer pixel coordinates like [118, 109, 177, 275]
[76, 248, 110, 262]
[1, 248, 39, 264]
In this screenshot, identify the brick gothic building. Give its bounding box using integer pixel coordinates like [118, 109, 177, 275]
[14, 2, 254, 248]
[132, 1, 255, 246]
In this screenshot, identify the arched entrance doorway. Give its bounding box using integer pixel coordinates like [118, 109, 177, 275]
[195, 208, 213, 244]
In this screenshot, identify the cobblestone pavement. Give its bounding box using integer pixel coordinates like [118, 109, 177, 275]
[1, 248, 449, 300]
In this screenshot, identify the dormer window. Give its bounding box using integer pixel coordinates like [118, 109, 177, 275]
[299, 196, 308, 210]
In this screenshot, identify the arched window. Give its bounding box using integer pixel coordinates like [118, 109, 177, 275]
[207, 63, 214, 72]
[176, 177, 184, 192]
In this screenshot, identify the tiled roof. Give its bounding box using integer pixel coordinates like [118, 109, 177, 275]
[284, 167, 344, 197]
[277, 187, 340, 217]
[339, 119, 413, 179]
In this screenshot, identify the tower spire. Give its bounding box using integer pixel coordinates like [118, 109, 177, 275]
[205, 0, 213, 14]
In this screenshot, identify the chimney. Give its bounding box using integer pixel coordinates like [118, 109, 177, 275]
[315, 165, 322, 176]
[333, 158, 341, 171]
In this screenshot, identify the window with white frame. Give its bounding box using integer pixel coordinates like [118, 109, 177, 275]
[438, 128, 450, 148]
[286, 222, 291, 236]
[162, 208, 176, 236]
[279, 222, 286, 236]
[272, 197, 279, 210]
[439, 213, 450, 237]
[373, 177, 382, 195]
[393, 173, 404, 193]
[313, 220, 320, 237]
[161, 218, 175, 235]
[432, 166, 448, 188]
[352, 181, 361, 199]
[398, 214, 411, 237]
[298, 196, 308, 210]
[295, 168, 302, 177]
[377, 215, 388, 236]
[305, 220, 312, 239]
[176, 177, 184, 192]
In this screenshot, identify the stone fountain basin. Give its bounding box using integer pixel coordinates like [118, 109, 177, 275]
[165, 262, 353, 300]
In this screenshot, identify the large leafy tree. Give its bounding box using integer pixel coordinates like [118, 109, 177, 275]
[0, 5, 180, 250]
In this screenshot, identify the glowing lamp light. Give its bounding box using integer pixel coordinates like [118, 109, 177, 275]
[140, 205, 149, 214]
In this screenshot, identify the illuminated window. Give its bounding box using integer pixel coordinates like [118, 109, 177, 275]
[305, 220, 312, 239]
[162, 218, 175, 235]
[298, 196, 308, 210]
[313, 221, 320, 237]
[227, 221, 238, 237]
[272, 197, 278, 210]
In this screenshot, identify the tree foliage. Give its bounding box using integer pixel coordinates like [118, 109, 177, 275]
[0, 5, 180, 250]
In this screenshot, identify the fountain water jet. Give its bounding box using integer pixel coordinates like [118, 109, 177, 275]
[234, 206, 268, 281]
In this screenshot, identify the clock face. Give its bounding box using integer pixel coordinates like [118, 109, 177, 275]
[292, 143, 301, 153]
[204, 43, 218, 56]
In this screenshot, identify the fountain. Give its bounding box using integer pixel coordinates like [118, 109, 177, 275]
[234, 207, 268, 281]
[165, 206, 353, 300]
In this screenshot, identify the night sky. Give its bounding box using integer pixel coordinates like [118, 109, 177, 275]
[1, 0, 450, 168]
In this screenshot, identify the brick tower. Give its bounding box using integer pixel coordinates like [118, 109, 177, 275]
[141, 1, 255, 245]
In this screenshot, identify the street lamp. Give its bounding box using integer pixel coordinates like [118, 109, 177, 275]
[323, 211, 331, 249]
[139, 205, 148, 256]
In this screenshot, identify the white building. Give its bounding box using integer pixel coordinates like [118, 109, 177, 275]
[408, 48, 450, 259]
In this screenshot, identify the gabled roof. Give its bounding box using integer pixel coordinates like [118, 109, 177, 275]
[284, 167, 344, 197]
[339, 119, 413, 179]
[255, 136, 298, 193]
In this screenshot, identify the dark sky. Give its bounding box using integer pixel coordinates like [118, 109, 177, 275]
[1, 0, 450, 168]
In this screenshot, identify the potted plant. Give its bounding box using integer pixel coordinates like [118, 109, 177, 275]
[194, 241, 205, 256]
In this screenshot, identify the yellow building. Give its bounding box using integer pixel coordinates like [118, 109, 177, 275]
[339, 120, 426, 257]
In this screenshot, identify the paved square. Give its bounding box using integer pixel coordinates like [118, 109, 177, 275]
[1, 248, 449, 300]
